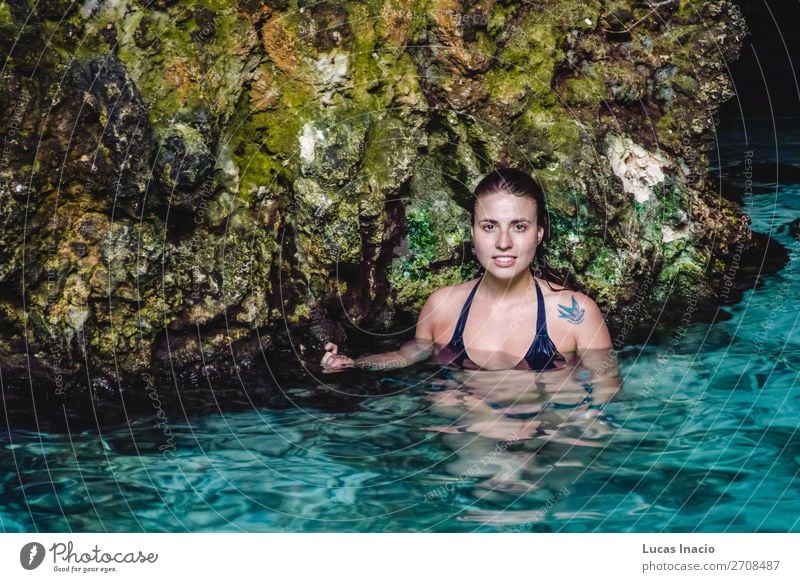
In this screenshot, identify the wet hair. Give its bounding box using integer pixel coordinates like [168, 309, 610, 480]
[471, 167, 578, 291]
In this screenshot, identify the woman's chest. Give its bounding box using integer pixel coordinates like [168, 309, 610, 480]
[435, 303, 576, 357]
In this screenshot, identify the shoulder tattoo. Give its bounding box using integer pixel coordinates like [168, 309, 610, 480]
[558, 295, 585, 325]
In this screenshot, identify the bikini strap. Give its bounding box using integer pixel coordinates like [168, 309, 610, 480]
[535, 278, 548, 336]
[451, 278, 482, 348]
[525, 278, 565, 371]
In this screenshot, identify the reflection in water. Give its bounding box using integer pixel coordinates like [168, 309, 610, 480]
[423, 348, 622, 524]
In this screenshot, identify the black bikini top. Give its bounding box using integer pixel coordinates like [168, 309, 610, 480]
[435, 278, 566, 371]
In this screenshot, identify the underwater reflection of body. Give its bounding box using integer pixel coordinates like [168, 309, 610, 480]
[424, 348, 621, 518]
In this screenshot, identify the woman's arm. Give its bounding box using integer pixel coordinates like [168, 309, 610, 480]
[353, 337, 434, 370]
[321, 338, 434, 372]
[352, 290, 442, 370]
[567, 293, 613, 353]
[574, 346, 623, 404]
[564, 294, 621, 400]
[320, 288, 442, 371]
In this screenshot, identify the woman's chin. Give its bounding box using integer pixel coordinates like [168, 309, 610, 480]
[484, 264, 528, 279]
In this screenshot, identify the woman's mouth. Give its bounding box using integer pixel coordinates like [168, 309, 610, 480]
[492, 256, 516, 267]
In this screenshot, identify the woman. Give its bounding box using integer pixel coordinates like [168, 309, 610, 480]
[320, 167, 612, 372]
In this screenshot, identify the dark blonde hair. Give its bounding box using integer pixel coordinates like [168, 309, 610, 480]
[471, 167, 577, 291]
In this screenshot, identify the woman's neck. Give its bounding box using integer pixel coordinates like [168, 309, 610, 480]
[479, 269, 537, 301]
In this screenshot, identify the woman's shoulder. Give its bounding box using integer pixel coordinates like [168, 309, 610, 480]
[416, 279, 478, 342]
[537, 278, 600, 311]
[425, 278, 479, 307]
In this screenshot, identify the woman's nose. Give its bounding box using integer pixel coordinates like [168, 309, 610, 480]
[496, 229, 513, 249]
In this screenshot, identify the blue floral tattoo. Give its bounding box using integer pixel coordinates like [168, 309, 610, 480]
[558, 296, 585, 325]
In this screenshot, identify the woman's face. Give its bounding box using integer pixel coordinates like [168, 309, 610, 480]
[471, 190, 543, 280]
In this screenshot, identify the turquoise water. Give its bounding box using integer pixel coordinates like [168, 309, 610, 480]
[1, 118, 798, 532]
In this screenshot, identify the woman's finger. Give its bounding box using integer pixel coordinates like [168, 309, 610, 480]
[321, 346, 354, 369]
[323, 354, 346, 369]
[333, 355, 353, 368]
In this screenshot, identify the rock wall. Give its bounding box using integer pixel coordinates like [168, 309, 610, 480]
[0, 0, 776, 394]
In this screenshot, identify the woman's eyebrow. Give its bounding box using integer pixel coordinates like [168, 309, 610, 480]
[478, 218, 532, 224]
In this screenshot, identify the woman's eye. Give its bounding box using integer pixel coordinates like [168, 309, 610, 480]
[483, 224, 527, 231]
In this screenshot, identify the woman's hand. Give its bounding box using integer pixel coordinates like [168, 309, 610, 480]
[320, 342, 355, 371]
